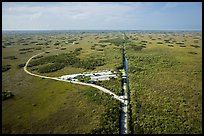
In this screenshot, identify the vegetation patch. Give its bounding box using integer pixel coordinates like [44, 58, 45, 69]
[74, 58, 105, 70]
[19, 47, 34, 51]
[2, 90, 14, 101]
[190, 45, 200, 48]
[90, 101, 121, 134]
[3, 56, 17, 60]
[127, 42, 146, 51]
[179, 45, 186, 47]
[74, 48, 83, 55]
[168, 44, 174, 47]
[35, 47, 42, 50]
[60, 48, 66, 50]
[17, 63, 26, 69]
[2, 65, 11, 72]
[20, 52, 26, 54]
[95, 78, 122, 96]
[96, 48, 104, 51]
[38, 63, 66, 73]
[99, 44, 107, 48]
[188, 52, 197, 55]
[91, 46, 95, 50]
[176, 42, 184, 44]
[28, 49, 105, 72]
[33, 55, 44, 59]
[99, 38, 127, 46]
[157, 42, 163, 44]
[77, 76, 91, 83]
[28, 53, 80, 67]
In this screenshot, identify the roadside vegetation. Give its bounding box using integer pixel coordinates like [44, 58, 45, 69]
[90, 100, 121, 134]
[95, 77, 122, 96]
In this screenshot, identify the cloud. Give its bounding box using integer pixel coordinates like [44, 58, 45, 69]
[3, 2, 142, 30]
[2, 2, 202, 30]
[160, 2, 179, 10]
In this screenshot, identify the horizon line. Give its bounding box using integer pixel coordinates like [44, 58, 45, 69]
[2, 29, 202, 31]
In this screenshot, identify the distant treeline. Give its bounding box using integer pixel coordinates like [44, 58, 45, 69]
[99, 38, 127, 46]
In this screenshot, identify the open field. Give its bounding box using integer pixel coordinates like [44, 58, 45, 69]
[2, 30, 202, 134]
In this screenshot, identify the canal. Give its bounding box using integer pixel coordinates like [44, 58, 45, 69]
[120, 33, 133, 134]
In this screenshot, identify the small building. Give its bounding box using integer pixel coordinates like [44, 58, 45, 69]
[60, 70, 117, 83]
[60, 74, 83, 80]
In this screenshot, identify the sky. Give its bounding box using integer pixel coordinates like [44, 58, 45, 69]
[2, 2, 202, 30]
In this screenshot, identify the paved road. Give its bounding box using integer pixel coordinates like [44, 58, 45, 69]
[24, 49, 125, 103]
[120, 70, 128, 134]
[120, 33, 128, 134]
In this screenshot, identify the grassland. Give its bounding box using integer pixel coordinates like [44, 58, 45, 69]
[2, 30, 202, 134]
[125, 32, 202, 134]
[2, 31, 122, 134]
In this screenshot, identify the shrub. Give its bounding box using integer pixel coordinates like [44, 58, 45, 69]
[30, 67, 38, 71]
[91, 101, 121, 134]
[74, 48, 82, 52]
[38, 63, 65, 73]
[20, 52, 26, 54]
[35, 47, 42, 50]
[176, 42, 184, 44]
[91, 46, 95, 50]
[77, 76, 91, 83]
[179, 45, 186, 47]
[60, 48, 66, 50]
[95, 78, 122, 96]
[33, 55, 43, 59]
[188, 52, 197, 55]
[190, 45, 200, 48]
[28, 53, 80, 67]
[96, 49, 104, 51]
[157, 42, 163, 44]
[19, 48, 34, 51]
[2, 65, 11, 72]
[132, 45, 146, 51]
[99, 38, 127, 46]
[3, 56, 17, 60]
[18, 63, 26, 68]
[54, 43, 60, 45]
[168, 44, 174, 47]
[67, 40, 76, 43]
[2, 90, 14, 101]
[99, 44, 107, 47]
[73, 48, 83, 55]
[74, 58, 105, 70]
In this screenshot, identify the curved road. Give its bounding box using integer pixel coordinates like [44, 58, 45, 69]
[24, 49, 125, 103]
